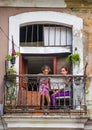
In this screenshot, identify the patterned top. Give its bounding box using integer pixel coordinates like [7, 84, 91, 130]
[39, 77, 50, 95]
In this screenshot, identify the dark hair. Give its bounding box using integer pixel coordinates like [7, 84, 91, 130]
[41, 65, 51, 72]
[61, 66, 68, 72]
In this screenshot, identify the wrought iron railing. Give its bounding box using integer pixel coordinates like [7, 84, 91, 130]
[4, 74, 87, 115]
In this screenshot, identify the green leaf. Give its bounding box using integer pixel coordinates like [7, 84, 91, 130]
[66, 53, 80, 66]
[6, 54, 12, 60]
[16, 52, 21, 56]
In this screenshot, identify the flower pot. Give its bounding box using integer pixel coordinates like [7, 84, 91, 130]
[6, 74, 16, 81]
[10, 57, 16, 65]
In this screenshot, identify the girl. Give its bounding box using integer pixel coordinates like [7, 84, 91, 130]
[38, 65, 51, 109]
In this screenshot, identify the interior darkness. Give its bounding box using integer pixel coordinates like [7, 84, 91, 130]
[23, 53, 70, 74]
[24, 55, 53, 74]
[20, 25, 43, 43]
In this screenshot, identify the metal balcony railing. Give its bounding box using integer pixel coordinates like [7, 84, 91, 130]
[4, 74, 87, 116]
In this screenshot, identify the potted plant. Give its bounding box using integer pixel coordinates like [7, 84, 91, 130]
[5, 66, 17, 80]
[6, 78, 17, 105]
[5, 66, 18, 105]
[7, 66, 17, 74]
[66, 53, 80, 66]
[6, 51, 21, 65]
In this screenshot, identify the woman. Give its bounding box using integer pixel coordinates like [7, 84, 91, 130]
[50, 66, 71, 109]
[38, 65, 51, 109]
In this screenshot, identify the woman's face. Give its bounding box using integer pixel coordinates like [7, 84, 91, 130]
[60, 68, 68, 75]
[43, 68, 49, 75]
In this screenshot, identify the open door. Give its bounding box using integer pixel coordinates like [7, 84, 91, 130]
[19, 55, 28, 89]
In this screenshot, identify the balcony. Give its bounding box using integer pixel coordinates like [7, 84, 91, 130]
[2, 74, 90, 130]
[4, 74, 87, 116]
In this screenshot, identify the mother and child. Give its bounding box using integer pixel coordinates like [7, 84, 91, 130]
[38, 65, 71, 109]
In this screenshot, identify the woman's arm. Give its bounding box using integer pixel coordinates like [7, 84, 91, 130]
[65, 77, 71, 87]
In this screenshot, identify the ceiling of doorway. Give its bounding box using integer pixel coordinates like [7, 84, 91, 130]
[24, 56, 53, 74]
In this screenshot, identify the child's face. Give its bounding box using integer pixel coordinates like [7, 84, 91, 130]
[43, 68, 49, 75]
[60, 68, 68, 75]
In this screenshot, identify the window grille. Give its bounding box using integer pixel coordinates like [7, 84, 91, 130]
[20, 24, 72, 47]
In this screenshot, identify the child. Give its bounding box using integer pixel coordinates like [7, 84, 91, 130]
[38, 65, 51, 109]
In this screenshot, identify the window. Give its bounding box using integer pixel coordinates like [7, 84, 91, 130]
[20, 24, 72, 47]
